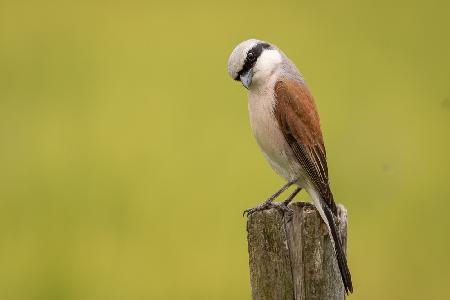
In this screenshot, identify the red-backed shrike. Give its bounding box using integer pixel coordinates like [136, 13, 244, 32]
[227, 39, 353, 294]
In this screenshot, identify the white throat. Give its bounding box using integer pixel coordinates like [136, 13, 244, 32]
[251, 49, 282, 86]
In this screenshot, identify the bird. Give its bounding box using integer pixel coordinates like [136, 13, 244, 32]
[227, 39, 353, 294]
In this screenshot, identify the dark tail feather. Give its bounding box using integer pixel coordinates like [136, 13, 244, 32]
[321, 200, 354, 294]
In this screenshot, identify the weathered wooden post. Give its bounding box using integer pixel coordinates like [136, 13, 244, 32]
[246, 202, 349, 300]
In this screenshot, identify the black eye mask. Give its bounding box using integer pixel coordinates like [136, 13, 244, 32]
[235, 42, 271, 81]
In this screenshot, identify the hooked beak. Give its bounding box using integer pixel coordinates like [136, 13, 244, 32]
[239, 69, 253, 89]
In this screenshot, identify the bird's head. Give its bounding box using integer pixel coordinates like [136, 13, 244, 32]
[227, 39, 283, 89]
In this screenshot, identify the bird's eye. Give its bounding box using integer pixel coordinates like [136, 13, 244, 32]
[247, 52, 254, 60]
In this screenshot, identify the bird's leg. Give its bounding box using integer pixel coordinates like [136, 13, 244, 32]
[282, 187, 302, 206]
[243, 179, 297, 217]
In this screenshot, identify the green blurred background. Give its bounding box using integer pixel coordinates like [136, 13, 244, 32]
[1, 0, 449, 299]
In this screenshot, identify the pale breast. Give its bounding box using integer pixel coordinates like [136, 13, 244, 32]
[247, 84, 302, 182]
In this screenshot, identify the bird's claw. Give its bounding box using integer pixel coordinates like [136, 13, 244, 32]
[243, 201, 294, 222]
[243, 202, 270, 217]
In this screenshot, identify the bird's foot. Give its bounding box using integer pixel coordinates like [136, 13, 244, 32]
[243, 200, 293, 222]
[243, 182, 300, 222]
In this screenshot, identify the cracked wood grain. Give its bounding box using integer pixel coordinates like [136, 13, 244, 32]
[247, 202, 348, 300]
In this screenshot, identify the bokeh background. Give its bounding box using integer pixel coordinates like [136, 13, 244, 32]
[1, 0, 449, 299]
